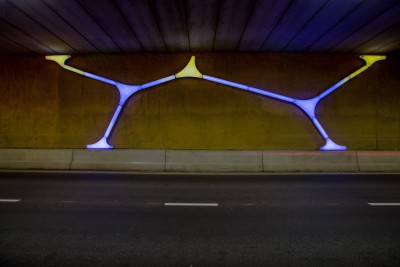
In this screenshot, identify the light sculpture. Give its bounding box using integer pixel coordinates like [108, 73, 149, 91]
[46, 54, 385, 150]
[46, 55, 176, 149]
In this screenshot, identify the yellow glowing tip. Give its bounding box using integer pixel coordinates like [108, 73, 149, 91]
[45, 55, 71, 67]
[360, 55, 386, 66]
[175, 56, 203, 79]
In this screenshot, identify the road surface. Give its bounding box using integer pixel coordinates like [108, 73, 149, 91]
[1, 172, 400, 266]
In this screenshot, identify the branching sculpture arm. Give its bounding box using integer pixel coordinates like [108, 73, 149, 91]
[47, 54, 385, 150]
[46, 55, 176, 149]
[175, 55, 386, 150]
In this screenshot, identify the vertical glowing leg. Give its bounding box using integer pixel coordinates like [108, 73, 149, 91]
[86, 77, 174, 149]
[87, 105, 123, 149]
[104, 105, 123, 137]
[47, 55, 177, 149]
[312, 118, 346, 151]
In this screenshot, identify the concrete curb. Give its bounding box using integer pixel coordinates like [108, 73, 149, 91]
[263, 151, 359, 172]
[71, 149, 165, 171]
[166, 150, 263, 172]
[357, 151, 400, 172]
[0, 149, 73, 170]
[0, 149, 399, 172]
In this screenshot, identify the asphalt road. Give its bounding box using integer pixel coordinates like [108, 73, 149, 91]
[0, 172, 400, 266]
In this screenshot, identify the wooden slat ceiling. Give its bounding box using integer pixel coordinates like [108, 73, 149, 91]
[0, 0, 399, 55]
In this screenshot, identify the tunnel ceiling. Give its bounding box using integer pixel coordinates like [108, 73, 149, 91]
[0, 0, 399, 55]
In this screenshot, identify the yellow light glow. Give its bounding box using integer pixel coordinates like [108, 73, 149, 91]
[360, 55, 386, 66]
[45, 55, 71, 67]
[175, 56, 203, 78]
[63, 65, 85, 75]
[348, 55, 386, 79]
[45, 54, 386, 151]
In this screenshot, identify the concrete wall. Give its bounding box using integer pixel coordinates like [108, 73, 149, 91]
[0, 53, 399, 150]
[1, 149, 400, 172]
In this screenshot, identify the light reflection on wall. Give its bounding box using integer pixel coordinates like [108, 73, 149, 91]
[46, 55, 385, 150]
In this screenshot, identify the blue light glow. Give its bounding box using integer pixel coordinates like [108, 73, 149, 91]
[248, 87, 294, 103]
[203, 75, 248, 90]
[203, 75, 295, 102]
[116, 84, 140, 105]
[318, 78, 349, 99]
[105, 105, 123, 137]
[87, 137, 113, 149]
[84, 72, 117, 85]
[141, 75, 175, 89]
[48, 55, 383, 151]
[312, 118, 328, 139]
[49, 57, 177, 149]
[201, 57, 380, 151]
[320, 138, 346, 151]
[294, 97, 320, 118]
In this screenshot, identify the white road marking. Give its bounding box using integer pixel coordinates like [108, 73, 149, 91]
[368, 203, 400, 206]
[0, 199, 21, 202]
[164, 203, 218, 207]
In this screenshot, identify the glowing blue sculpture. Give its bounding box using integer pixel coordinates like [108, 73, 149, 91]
[46, 55, 176, 149]
[46, 55, 385, 150]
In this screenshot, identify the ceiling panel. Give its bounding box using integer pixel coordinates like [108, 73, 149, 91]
[0, 18, 54, 53]
[213, 0, 256, 51]
[42, 0, 119, 52]
[0, 0, 399, 55]
[115, 0, 166, 51]
[149, 0, 189, 51]
[1, 0, 74, 53]
[11, 0, 96, 53]
[78, 0, 143, 52]
[283, 0, 363, 52]
[0, 34, 32, 53]
[186, 0, 219, 51]
[238, 0, 290, 51]
[353, 22, 400, 53]
[331, 2, 400, 52]
[308, 0, 398, 52]
[374, 38, 400, 54]
[261, 0, 329, 51]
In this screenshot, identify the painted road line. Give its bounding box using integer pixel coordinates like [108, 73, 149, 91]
[0, 199, 21, 202]
[368, 203, 400, 206]
[165, 203, 218, 207]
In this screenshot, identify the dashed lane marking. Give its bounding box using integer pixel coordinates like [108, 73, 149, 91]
[368, 203, 400, 206]
[0, 199, 21, 202]
[164, 203, 218, 207]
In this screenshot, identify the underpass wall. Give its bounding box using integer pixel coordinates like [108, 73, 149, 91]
[0, 53, 399, 150]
